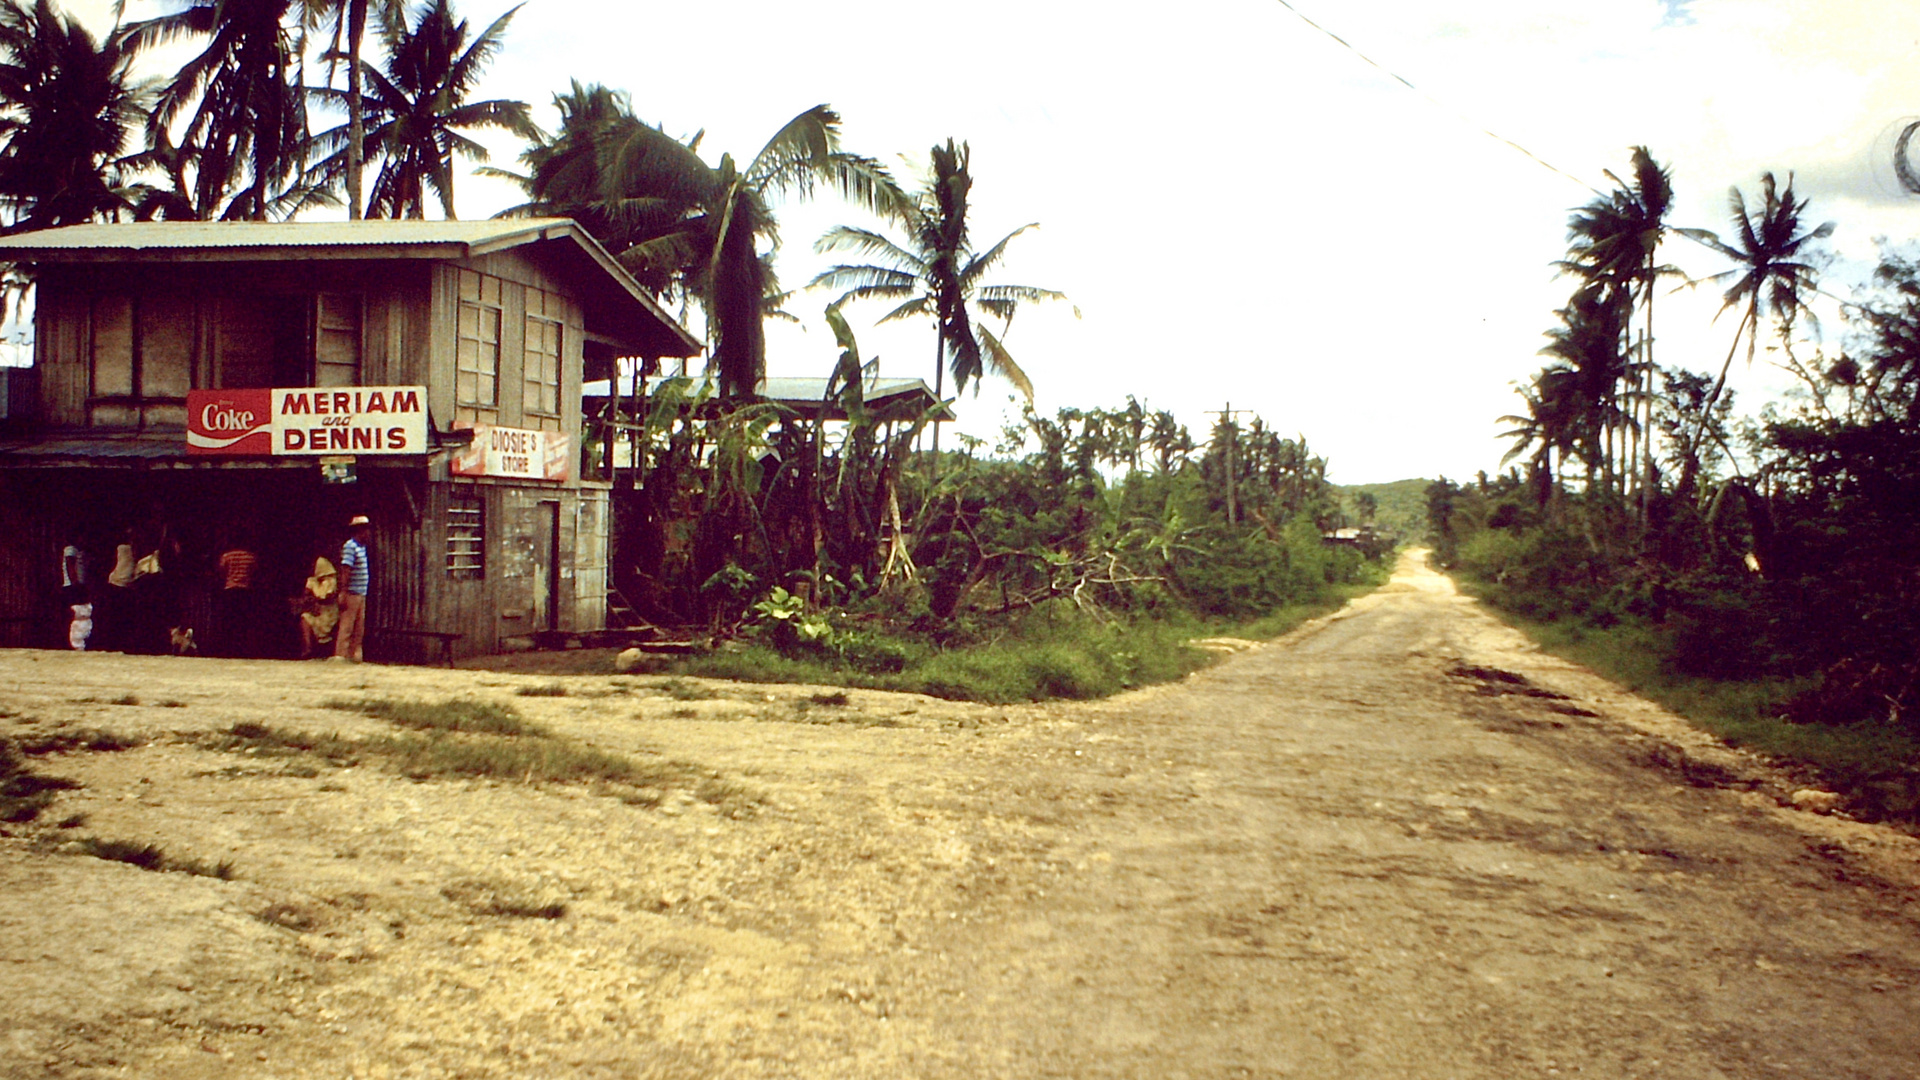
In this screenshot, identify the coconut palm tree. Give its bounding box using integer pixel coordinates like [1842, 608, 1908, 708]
[1536, 282, 1632, 488]
[500, 88, 899, 396]
[0, 0, 150, 231]
[1560, 147, 1675, 500]
[125, 0, 317, 220]
[301, 0, 376, 219]
[310, 0, 533, 219]
[1677, 172, 1833, 485]
[811, 139, 1068, 406]
[498, 81, 700, 294]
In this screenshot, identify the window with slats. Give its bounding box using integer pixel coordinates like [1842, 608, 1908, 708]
[447, 494, 484, 579]
[315, 293, 361, 387]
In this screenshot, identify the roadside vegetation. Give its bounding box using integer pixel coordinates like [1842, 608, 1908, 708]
[668, 586, 1375, 704]
[610, 390, 1391, 702]
[1433, 147, 1920, 823]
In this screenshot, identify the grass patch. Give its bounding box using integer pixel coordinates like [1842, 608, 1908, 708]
[72, 693, 141, 707]
[323, 697, 546, 737]
[1, 739, 84, 823]
[200, 720, 693, 793]
[384, 732, 677, 786]
[202, 722, 363, 763]
[694, 775, 762, 816]
[662, 584, 1374, 706]
[73, 836, 235, 879]
[808, 690, 850, 707]
[515, 683, 569, 698]
[14, 728, 143, 755]
[658, 678, 719, 701]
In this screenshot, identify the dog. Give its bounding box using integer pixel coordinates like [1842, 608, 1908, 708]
[168, 626, 198, 656]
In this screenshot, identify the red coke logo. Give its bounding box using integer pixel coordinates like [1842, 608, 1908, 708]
[199, 402, 262, 432]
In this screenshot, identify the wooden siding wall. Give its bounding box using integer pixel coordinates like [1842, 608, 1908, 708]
[0, 473, 67, 648]
[361, 479, 607, 661]
[32, 263, 433, 431]
[435, 254, 586, 468]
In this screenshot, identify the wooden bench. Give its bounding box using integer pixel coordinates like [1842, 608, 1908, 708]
[376, 627, 464, 668]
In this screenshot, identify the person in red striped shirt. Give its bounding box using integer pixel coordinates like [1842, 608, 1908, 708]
[215, 531, 259, 658]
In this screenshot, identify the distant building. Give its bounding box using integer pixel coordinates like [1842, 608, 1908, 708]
[0, 219, 700, 660]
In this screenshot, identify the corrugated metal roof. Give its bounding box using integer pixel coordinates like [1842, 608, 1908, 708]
[0, 218, 574, 253]
[0, 218, 704, 358]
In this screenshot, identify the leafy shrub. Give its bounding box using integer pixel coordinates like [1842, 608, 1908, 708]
[1666, 589, 1769, 680]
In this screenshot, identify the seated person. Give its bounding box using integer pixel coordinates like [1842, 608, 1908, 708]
[295, 557, 340, 659]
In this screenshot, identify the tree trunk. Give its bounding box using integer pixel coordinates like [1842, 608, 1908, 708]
[346, 0, 367, 220]
[929, 330, 944, 468]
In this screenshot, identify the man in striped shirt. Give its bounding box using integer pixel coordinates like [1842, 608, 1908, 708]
[333, 515, 372, 663]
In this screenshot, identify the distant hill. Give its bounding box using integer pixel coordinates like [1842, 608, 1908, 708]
[1337, 478, 1431, 543]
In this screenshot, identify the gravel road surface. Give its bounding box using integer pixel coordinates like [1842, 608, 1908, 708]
[3, 550, 1917, 1078]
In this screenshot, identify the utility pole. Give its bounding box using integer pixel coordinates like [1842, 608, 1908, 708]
[1210, 403, 1255, 526]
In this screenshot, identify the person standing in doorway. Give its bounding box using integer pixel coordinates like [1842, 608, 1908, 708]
[332, 515, 372, 663]
[215, 530, 260, 657]
[60, 530, 91, 650]
[97, 526, 137, 652]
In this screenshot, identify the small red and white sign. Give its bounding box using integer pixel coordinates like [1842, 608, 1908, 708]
[450, 424, 571, 481]
[187, 387, 428, 456]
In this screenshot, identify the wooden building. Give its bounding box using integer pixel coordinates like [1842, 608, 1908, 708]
[0, 220, 701, 661]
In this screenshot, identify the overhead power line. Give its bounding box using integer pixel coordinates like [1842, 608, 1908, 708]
[1269, 0, 1603, 197]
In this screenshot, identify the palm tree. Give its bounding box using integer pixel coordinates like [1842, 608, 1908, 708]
[310, 0, 533, 219]
[0, 0, 150, 231]
[1677, 172, 1833, 485]
[501, 87, 900, 396]
[500, 82, 696, 291]
[812, 139, 1068, 408]
[125, 0, 318, 220]
[301, 0, 376, 219]
[1536, 282, 1632, 489]
[1560, 147, 1675, 499]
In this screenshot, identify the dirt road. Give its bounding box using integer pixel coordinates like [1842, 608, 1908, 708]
[3, 551, 1918, 1078]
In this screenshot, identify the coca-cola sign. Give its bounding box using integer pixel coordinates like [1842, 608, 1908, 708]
[186, 386, 427, 456]
[186, 389, 272, 454]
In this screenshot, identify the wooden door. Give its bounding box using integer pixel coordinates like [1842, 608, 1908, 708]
[532, 500, 560, 632]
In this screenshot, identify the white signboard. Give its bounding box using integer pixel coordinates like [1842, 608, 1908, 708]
[188, 386, 428, 456]
[450, 424, 571, 481]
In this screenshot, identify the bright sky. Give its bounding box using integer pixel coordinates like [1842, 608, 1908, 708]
[91, 1, 1920, 482]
